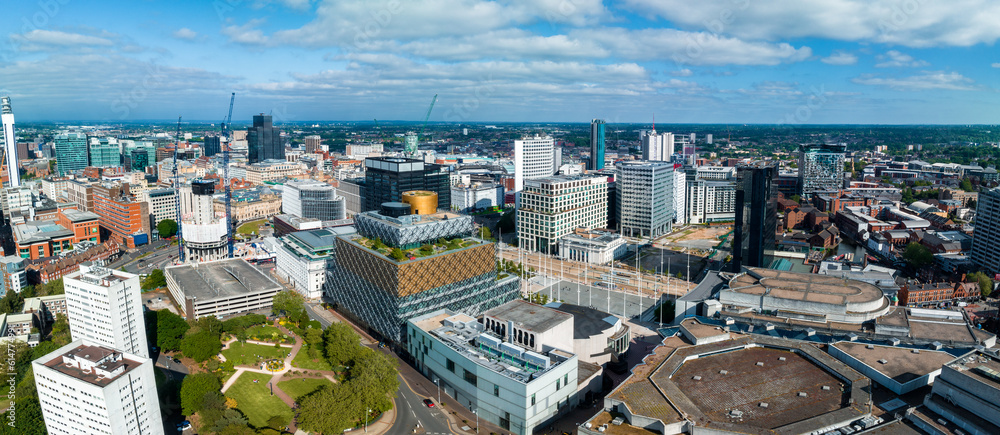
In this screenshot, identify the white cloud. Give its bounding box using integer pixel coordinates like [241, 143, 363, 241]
[992, 62, 1000, 68]
[222, 19, 269, 45]
[392, 30, 607, 61]
[852, 71, 977, 90]
[670, 69, 693, 77]
[821, 51, 857, 65]
[622, 0, 1000, 47]
[875, 50, 929, 68]
[11, 30, 113, 47]
[172, 28, 198, 41]
[584, 28, 811, 66]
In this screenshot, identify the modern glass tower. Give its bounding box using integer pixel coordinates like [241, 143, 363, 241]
[732, 163, 778, 271]
[363, 157, 450, 212]
[247, 114, 283, 163]
[204, 136, 221, 157]
[54, 133, 89, 176]
[88, 138, 121, 167]
[590, 119, 606, 170]
[798, 143, 846, 199]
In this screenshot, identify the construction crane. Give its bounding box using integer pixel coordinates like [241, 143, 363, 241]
[222, 93, 236, 258]
[419, 94, 437, 140]
[172, 116, 184, 263]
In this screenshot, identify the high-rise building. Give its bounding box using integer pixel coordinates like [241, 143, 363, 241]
[276, 228, 344, 299]
[517, 175, 608, 252]
[142, 188, 176, 230]
[54, 133, 89, 176]
[304, 134, 322, 153]
[1, 96, 19, 187]
[589, 119, 606, 171]
[733, 163, 778, 271]
[971, 187, 1000, 276]
[325, 197, 518, 341]
[617, 161, 674, 239]
[180, 179, 229, 262]
[798, 143, 846, 199]
[93, 183, 149, 248]
[204, 136, 221, 157]
[282, 180, 346, 220]
[33, 340, 163, 435]
[641, 129, 674, 162]
[673, 169, 686, 226]
[247, 114, 283, 163]
[88, 138, 120, 167]
[514, 135, 555, 192]
[0, 255, 26, 296]
[363, 157, 450, 212]
[64, 263, 149, 358]
[404, 132, 418, 156]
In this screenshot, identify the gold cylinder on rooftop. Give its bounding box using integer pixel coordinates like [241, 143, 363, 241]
[401, 190, 437, 215]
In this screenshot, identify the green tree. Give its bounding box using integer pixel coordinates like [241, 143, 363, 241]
[348, 348, 399, 414]
[50, 313, 71, 345]
[969, 271, 994, 298]
[960, 178, 974, 192]
[0, 289, 24, 314]
[967, 199, 977, 210]
[390, 247, 407, 261]
[37, 278, 64, 296]
[142, 269, 167, 290]
[272, 289, 305, 318]
[478, 225, 493, 240]
[180, 373, 222, 415]
[297, 383, 359, 434]
[157, 218, 179, 238]
[180, 330, 222, 362]
[157, 309, 191, 351]
[789, 195, 802, 204]
[211, 409, 250, 433]
[323, 322, 360, 367]
[304, 327, 324, 359]
[902, 242, 934, 269]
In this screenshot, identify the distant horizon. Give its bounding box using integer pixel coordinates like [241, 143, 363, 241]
[13, 120, 1000, 128]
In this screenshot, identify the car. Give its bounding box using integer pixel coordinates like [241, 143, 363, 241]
[176, 421, 192, 431]
[423, 399, 435, 408]
[173, 357, 181, 364]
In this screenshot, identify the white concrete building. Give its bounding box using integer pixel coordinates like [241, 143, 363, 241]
[451, 182, 504, 213]
[558, 228, 626, 264]
[1, 186, 32, 220]
[34, 340, 163, 435]
[276, 228, 346, 299]
[686, 179, 737, 224]
[141, 187, 176, 228]
[641, 129, 674, 162]
[281, 180, 346, 221]
[42, 177, 69, 200]
[180, 180, 229, 262]
[64, 263, 149, 358]
[517, 175, 608, 253]
[616, 161, 674, 239]
[673, 169, 686, 226]
[1, 97, 19, 187]
[514, 135, 555, 193]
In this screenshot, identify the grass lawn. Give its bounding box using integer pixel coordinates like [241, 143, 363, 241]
[245, 325, 287, 343]
[290, 344, 334, 371]
[236, 219, 267, 236]
[224, 374, 293, 428]
[277, 378, 333, 401]
[222, 342, 290, 367]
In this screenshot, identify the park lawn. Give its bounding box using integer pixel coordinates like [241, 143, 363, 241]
[290, 344, 334, 371]
[221, 342, 290, 367]
[237, 219, 267, 236]
[246, 325, 285, 342]
[277, 378, 333, 401]
[224, 374, 293, 428]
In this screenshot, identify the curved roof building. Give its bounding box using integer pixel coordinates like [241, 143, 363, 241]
[721, 268, 890, 323]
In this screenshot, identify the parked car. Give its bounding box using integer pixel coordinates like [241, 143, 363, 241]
[423, 399, 435, 408]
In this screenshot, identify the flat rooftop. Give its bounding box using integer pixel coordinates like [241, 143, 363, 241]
[946, 351, 1000, 390]
[486, 299, 572, 334]
[13, 220, 73, 243]
[41, 344, 141, 387]
[60, 208, 100, 222]
[545, 302, 618, 339]
[729, 268, 885, 306]
[165, 258, 281, 300]
[833, 341, 958, 384]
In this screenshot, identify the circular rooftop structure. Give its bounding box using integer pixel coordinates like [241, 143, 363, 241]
[401, 190, 438, 215]
[721, 268, 890, 323]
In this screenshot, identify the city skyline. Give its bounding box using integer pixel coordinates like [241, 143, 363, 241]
[2, 1, 998, 124]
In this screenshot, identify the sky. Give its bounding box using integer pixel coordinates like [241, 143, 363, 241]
[1, 0, 998, 124]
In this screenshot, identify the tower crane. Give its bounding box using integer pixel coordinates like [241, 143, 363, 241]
[420, 94, 437, 140]
[172, 116, 184, 263]
[222, 93, 235, 258]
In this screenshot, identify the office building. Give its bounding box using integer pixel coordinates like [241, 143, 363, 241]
[247, 114, 283, 163]
[407, 302, 588, 435]
[213, 189, 282, 223]
[180, 179, 228, 262]
[93, 183, 149, 248]
[514, 136, 555, 192]
[1, 96, 19, 187]
[617, 161, 674, 239]
[325, 196, 518, 342]
[0, 255, 26, 296]
[404, 132, 419, 156]
[589, 119, 606, 170]
[451, 182, 503, 213]
[641, 129, 674, 162]
[64, 263, 148, 358]
[672, 169, 686, 226]
[557, 228, 625, 264]
[363, 157, 450, 212]
[304, 135, 322, 153]
[517, 175, 608, 252]
[282, 180, 346, 221]
[204, 135, 221, 157]
[54, 133, 89, 176]
[686, 167, 737, 224]
[972, 187, 1000, 276]
[733, 163, 778, 271]
[33, 340, 163, 435]
[1, 185, 31, 220]
[142, 188, 176, 230]
[276, 228, 350, 299]
[88, 138, 120, 167]
[242, 160, 304, 184]
[165, 258, 283, 320]
[798, 143, 846, 199]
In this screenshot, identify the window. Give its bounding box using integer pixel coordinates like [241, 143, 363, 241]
[464, 369, 478, 387]
[556, 379, 561, 390]
[530, 394, 535, 406]
[447, 359, 455, 373]
[494, 385, 499, 396]
[564, 374, 568, 385]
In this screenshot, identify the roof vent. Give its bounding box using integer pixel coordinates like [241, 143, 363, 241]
[798, 392, 808, 397]
[866, 344, 875, 349]
[692, 375, 702, 381]
[878, 359, 888, 364]
[778, 356, 786, 361]
[719, 370, 728, 375]
[912, 349, 920, 354]
[759, 402, 769, 408]
[756, 361, 764, 367]
[822, 385, 831, 391]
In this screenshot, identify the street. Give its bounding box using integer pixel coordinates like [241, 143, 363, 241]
[390, 374, 453, 435]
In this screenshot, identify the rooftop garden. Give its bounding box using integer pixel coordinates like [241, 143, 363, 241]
[356, 236, 480, 262]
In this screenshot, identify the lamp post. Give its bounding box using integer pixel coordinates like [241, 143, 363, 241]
[365, 408, 371, 432]
[434, 378, 440, 404]
[473, 409, 478, 433]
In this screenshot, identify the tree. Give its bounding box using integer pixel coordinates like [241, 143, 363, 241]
[157, 218, 179, 238]
[390, 247, 407, 261]
[478, 226, 493, 240]
[902, 242, 934, 269]
[789, 195, 802, 204]
[324, 322, 361, 367]
[272, 289, 305, 318]
[180, 330, 222, 362]
[211, 409, 250, 433]
[960, 178, 974, 192]
[142, 269, 167, 290]
[967, 199, 977, 210]
[180, 373, 222, 415]
[304, 327, 324, 359]
[50, 313, 71, 345]
[297, 384, 359, 434]
[0, 289, 24, 314]
[969, 271, 994, 298]
[498, 209, 515, 234]
[348, 348, 399, 414]
[157, 309, 191, 351]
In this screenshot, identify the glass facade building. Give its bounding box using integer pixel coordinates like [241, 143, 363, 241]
[281, 180, 346, 221]
[204, 136, 221, 157]
[616, 161, 674, 239]
[247, 114, 283, 163]
[589, 119, 605, 170]
[798, 143, 846, 199]
[88, 139, 120, 167]
[54, 133, 88, 176]
[363, 157, 450, 212]
[733, 163, 778, 271]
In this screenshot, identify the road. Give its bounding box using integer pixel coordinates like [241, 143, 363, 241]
[391, 374, 453, 435]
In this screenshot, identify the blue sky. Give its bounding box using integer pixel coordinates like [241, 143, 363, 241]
[1, 0, 998, 124]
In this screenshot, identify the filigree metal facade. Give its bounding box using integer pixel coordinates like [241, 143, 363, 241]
[353, 211, 474, 249]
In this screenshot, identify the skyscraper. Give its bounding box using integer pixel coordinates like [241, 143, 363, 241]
[64, 263, 149, 358]
[517, 174, 608, 252]
[180, 179, 229, 262]
[590, 119, 606, 170]
[404, 132, 418, 156]
[971, 187, 1000, 276]
[304, 134, 322, 153]
[617, 161, 675, 238]
[204, 135, 221, 157]
[798, 143, 846, 199]
[1, 96, 19, 187]
[641, 129, 674, 162]
[34, 340, 164, 435]
[514, 135, 555, 192]
[732, 163, 778, 271]
[54, 133, 89, 176]
[87, 138, 120, 167]
[247, 114, 283, 163]
[363, 157, 450, 212]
